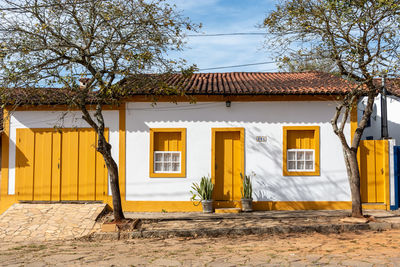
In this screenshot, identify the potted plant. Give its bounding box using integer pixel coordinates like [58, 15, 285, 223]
[190, 176, 214, 213]
[241, 173, 253, 212]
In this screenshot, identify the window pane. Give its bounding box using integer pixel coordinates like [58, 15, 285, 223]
[288, 161, 296, 170]
[305, 151, 313, 160]
[297, 161, 305, 170]
[164, 153, 171, 161]
[305, 161, 314, 170]
[164, 163, 172, 172]
[155, 152, 163, 162]
[172, 163, 180, 172]
[155, 163, 163, 172]
[288, 151, 296, 160]
[172, 153, 180, 162]
[297, 151, 304, 160]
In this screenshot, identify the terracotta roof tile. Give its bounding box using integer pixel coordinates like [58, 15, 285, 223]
[124, 71, 355, 96]
[375, 78, 400, 97]
[2, 72, 356, 108]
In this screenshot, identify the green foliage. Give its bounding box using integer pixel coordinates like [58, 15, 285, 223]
[0, 0, 199, 102]
[277, 50, 338, 73]
[240, 173, 253, 200]
[262, 0, 400, 78]
[190, 176, 214, 203]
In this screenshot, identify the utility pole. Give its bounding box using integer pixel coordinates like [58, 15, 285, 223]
[381, 74, 389, 139]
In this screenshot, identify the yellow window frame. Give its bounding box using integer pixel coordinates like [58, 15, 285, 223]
[149, 128, 186, 178]
[283, 126, 320, 176]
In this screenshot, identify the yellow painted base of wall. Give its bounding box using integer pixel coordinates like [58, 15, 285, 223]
[122, 201, 203, 212]
[361, 203, 388, 210]
[120, 201, 390, 212]
[0, 196, 17, 214]
[253, 201, 353, 211]
[215, 208, 241, 213]
[121, 200, 355, 212]
[0, 199, 391, 215]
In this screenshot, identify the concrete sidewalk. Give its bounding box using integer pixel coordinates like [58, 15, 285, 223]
[90, 209, 400, 240]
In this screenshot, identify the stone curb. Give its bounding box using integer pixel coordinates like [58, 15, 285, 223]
[84, 222, 400, 241]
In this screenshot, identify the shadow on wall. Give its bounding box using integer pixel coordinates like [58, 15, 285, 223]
[252, 172, 349, 202]
[14, 141, 29, 168]
[245, 125, 349, 202]
[125, 102, 349, 201]
[126, 102, 335, 133]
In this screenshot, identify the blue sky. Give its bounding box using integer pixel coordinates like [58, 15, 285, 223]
[169, 0, 279, 73]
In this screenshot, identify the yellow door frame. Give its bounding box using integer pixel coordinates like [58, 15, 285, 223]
[211, 127, 245, 207]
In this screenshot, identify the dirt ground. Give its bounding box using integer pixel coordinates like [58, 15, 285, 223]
[1, 229, 400, 266]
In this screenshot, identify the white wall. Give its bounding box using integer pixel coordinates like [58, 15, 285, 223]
[359, 94, 400, 144]
[7, 110, 119, 195]
[125, 101, 351, 202]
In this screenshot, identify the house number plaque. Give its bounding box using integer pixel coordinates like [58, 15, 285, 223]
[256, 136, 267, 142]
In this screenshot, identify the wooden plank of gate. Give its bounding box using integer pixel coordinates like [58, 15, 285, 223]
[33, 131, 52, 201]
[15, 129, 35, 201]
[61, 130, 79, 200]
[95, 129, 109, 202]
[376, 140, 385, 203]
[359, 141, 367, 202]
[359, 140, 377, 203]
[367, 140, 377, 203]
[78, 129, 97, 201]
[51, 131, 61, 201]
[384, 140, 390, 210]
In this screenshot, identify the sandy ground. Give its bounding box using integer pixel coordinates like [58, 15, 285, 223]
[1, 229, 400, 266]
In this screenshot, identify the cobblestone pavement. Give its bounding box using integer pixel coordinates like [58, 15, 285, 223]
[0, 203, 107, 242]
[1, 229, 400, 266]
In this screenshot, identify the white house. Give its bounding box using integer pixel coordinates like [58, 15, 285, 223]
[1, 72, 367, 213]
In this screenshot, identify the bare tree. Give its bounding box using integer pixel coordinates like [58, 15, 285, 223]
[0, 0, 197, 221]
[262, 0, 400, 217]
[277, 48, 338, 73]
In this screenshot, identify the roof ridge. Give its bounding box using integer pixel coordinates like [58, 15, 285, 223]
[194, 71, 324, 75]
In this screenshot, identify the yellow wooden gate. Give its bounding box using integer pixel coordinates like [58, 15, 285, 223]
[15, 128, 108, 201]
[358, 140, 389, 205]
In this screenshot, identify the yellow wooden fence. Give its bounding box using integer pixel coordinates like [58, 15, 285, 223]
[358, 140, 390, 210]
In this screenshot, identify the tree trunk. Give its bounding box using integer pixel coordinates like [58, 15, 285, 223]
[346, 149, 363, 217]
[98, 134, 125, 221]
[80, 105, 125, 221]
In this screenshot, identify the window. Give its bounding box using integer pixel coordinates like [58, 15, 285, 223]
[283, 126, 320, 176]
[150, 128, 186, 177]
[287, 149, 314, 171]
[154, 151, 181, 173]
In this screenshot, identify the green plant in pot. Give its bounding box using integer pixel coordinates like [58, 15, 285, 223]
[241, 173, 253, 212]
[190, 176, 214, 213]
